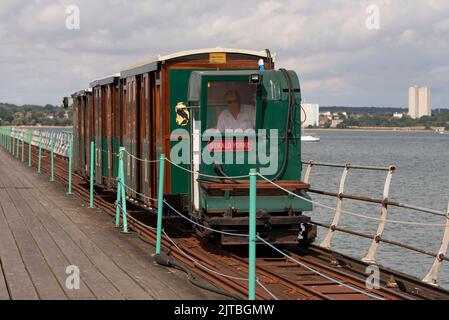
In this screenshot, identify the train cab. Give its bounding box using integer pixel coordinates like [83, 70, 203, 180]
[175, 69, 316, 245]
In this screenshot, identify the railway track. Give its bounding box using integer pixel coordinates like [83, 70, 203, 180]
[17, 143, 449, 300]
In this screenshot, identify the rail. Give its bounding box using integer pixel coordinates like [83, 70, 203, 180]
[301, 160, 449, 286]
[1, 127, 449, 298]
[2, 126, 72, 157]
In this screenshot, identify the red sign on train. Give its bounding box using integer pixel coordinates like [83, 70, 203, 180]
[207, 140, 253, 152]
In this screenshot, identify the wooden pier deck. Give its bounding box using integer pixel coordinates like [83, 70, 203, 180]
[0, 148, 222, 300]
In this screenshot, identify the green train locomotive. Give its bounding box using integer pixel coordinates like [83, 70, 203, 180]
[71, 48, 315, 245]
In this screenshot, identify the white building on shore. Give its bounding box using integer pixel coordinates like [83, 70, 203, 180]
[409, 86, 432, 119]
[301, 103, 320, 127]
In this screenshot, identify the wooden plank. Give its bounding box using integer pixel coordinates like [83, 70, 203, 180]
[0, 204, 38, 300]
[0, 259, 11, 300]
[21, 160, 219, 299]
[12, 187, 96, 299]
[0, 149, 222, 300]
[15, 183, 154, 300]
[19, 187, 125, 300]
[0, 159, 40, 300]
[0, 166, 96, 300]
[28, 182, 180, 299]
[0, 166, 67, 300]
[0, 152, 141, 300]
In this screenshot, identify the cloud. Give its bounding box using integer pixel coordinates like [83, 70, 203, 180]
[0, 0, 449, 108]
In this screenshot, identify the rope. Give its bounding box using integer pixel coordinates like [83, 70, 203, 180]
[257, 173, 449, 227]
[166, 158, 251, 180]
[118, 181, 158, 202]
[122, 148, 161, 163]
[162, 230, 248, 281]
[163, 200, 249, 238]
[99, 148, 120, 157]
[256, 235, 385, 300]
[256, 278, 279, 300]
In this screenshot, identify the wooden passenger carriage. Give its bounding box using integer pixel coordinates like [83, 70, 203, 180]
[73, 48, 275, 203]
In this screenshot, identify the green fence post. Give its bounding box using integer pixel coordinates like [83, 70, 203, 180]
[37, 131, 42, 174]
[120, 147, 128, 233]
[68, 135, 73, 194]
[16, 129, 20, 159]
[12, 129, 15, 156]
[115, 147, 124, 228]
[90, 140, 95, 208]
[50, 135, 55, 181]
[28, 130, 33, 167]
[9, 128, 12, 154]
[155, 154, 166, 255]
[21, 130, 25, 162]
[248, 168, 257, 301]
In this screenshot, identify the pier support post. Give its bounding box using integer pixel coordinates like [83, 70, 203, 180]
[38, 131, 42, 174]
[320, 164, 350, 249]
[90, 140, 95, 208]
[423, 200, 449, 286]
[249, 168, 257, 301]
[28, 130, 33, 167]
[362, 166, 395, 264]
[9, 128, 12, 153]
[9, 128, 12, 154]
[68, 135, 73, 194]
[12, 129, 15, 156]
[115, 147, 124, 228]
[16, 129, 20, 159]
[155, 154, 165, 255]
[50, 135, 55, 181]
[21, 130, 24, 162]
[114, 147, 128, 233]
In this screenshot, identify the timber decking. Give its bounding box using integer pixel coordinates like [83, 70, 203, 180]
[0, 148, 222, 300]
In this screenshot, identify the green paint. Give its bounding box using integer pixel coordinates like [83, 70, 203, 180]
[16, 130, 19, 159]
[169, 69, 198, 195]
[248, 169, 257, 300]
[115, 147, 124, 228]
[156, 154, 165, 255]
[90, 140, 95, 208]
[68, 135, 73, 194]
[50, 136, 55, 181]
[115, 147, 128, 232]
[28, 130, 33, 167]
[38, 132, 42, 174]
[112, 138, 119, 179]
[102, 137, 109, 182]
[21, 130, 24, 162]
[12, 130, 15, 156]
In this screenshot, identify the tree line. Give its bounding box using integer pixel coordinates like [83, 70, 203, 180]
[336, 112, 449, 129]
[0, 103, 73, 126]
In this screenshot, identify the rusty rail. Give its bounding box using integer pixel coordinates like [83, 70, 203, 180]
[302, 160, 449, 286]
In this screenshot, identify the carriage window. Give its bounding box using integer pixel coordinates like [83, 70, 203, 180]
[207, 81, 256, 132]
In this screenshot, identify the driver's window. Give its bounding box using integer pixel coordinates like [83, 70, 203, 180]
[206, 81, 256, 133]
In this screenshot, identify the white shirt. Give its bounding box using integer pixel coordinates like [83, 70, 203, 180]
[216, 105, 256, 132]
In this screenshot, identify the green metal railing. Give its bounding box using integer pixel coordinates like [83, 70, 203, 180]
[1, 127, 74, 194]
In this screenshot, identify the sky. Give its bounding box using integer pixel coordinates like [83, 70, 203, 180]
[1, 0, 449, 108]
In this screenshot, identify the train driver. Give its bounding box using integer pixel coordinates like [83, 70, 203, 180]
[216, 90, 255, 132]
